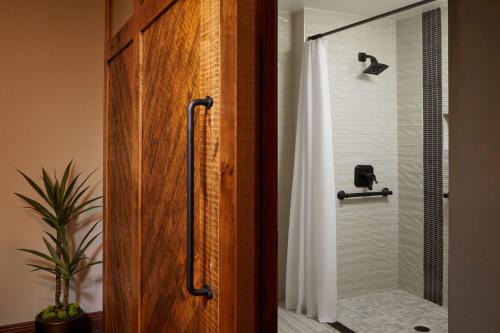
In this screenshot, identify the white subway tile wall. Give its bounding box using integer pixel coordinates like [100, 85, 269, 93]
[397, 13, 424, 299]
[277, 10, 298, 301]
[306, 8, 399, 300]
[278, 8, 399, 301]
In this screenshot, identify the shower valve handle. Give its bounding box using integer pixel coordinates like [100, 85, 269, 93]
[366, 173, 378, 190]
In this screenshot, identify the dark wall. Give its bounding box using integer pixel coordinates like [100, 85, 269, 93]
[449, 1, 500, 332]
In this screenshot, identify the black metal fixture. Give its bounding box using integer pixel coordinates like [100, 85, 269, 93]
[307, 0, 437, 41]
[359, 52, 389, 75]
[328, 321, 357, 333]
[354, 165, 378, 190]
[338, 165, 392, 200]
[443, 192, 449, 199]
[187, 96, 213, 299]
[337, 187, 393, 200]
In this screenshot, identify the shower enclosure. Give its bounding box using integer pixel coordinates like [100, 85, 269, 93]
[277, 1, 449, 332]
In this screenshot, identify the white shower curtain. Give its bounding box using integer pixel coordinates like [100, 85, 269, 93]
[285, 39, 337, 323]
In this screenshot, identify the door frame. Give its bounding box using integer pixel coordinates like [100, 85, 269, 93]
[256, 0, 278, 331]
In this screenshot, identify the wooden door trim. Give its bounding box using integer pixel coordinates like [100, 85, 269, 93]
[218, 1, 237, 331]
[219, 1, 277, 331]
[256, 0, 278, 331]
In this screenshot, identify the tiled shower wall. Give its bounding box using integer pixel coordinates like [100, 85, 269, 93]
[278, 7, 448, 304]
[396, 13, 424, 299]
[277, 9, 297, 301]
[278, 8, 399, 301]
[396, 8, 448, 307]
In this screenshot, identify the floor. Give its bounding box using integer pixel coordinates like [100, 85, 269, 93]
[278, 289, 448, 333]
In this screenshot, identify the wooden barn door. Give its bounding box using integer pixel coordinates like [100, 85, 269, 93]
[104, 0, 277, 332]
[104, 0, 221, 332]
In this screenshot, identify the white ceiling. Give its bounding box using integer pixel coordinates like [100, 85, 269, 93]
[279, 0, 446, 17]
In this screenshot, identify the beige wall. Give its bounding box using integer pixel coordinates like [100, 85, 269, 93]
[0, 0, 104, 325]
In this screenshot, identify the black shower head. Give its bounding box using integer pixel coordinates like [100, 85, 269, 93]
[358, 52, 389, 75]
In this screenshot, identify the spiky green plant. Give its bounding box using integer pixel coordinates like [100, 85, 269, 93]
[15, 161, 102, 312]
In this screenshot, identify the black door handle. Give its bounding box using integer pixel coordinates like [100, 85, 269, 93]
[187, 96, 213, 299]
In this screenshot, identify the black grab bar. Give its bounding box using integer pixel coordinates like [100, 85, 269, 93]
[337, 188, 393, 200]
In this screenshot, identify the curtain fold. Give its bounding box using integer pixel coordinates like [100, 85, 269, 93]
[285, 39, 337, 323]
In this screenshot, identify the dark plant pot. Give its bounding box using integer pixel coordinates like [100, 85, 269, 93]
[35, 312, 92, 333]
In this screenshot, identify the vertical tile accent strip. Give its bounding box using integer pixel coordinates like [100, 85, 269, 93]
[422, 8, 444, 305]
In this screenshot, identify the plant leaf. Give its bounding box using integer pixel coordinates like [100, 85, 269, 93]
[18, 248, 54, 263]
[72, 221, 101, 267]
[14, 193, 56, 223]
[73, 261, 103, 275]
[41, 218, 57, 229]
[42, 238, 65, 268]
[76, 232, 101, 259]
[17, 170, 51, 207]
[44, 231, 70, 266]
[66, 169, 97, 208]
[43, 231, 58, 244]
[73, 169, 97, 198]
[53, 177, 61, 210]
[67, 186, 90, 211]
[26, 264, 58, 275]
[41, 168, 56, 207]
[72, 197, 102, 216]
[73, 221, 98, 257]
[61, 172, 81, 207]
[59, 161, 72, 203]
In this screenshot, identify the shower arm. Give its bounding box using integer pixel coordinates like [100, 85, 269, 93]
[358, 52, 379, 64]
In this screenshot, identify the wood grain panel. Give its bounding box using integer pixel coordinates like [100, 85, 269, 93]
[140, 0, 218, 332]
[105, 44, 140, 333]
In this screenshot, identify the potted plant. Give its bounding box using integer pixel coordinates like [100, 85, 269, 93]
[15, 161, 102, 333]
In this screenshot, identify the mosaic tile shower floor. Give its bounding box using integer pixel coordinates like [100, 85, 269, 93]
[278, 289, 448, 333]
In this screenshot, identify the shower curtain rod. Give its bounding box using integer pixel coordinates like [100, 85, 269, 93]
[307, 0, 437, 41]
